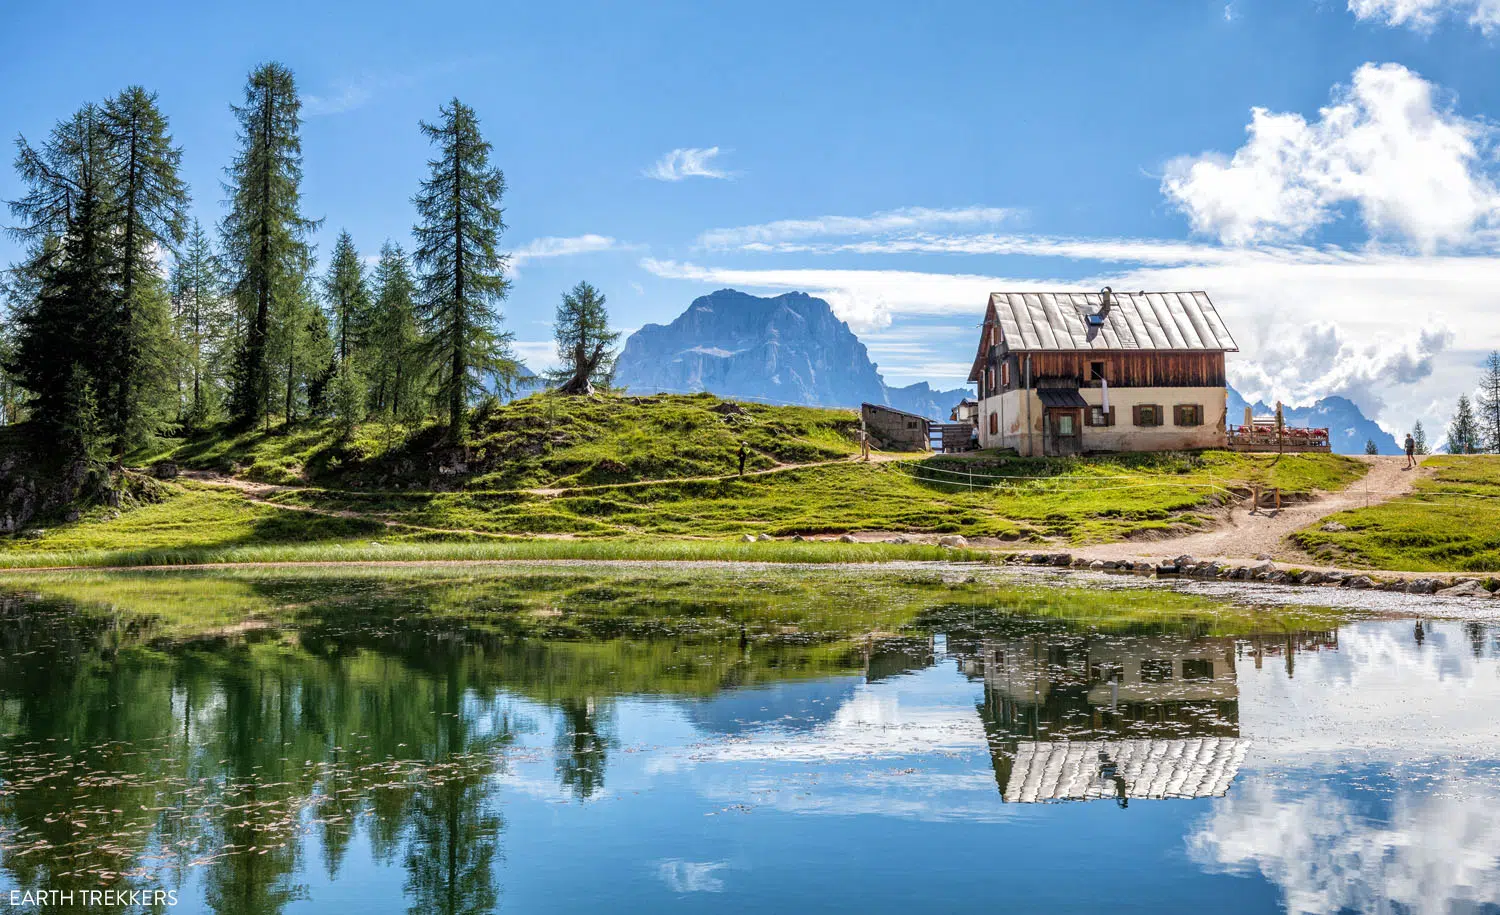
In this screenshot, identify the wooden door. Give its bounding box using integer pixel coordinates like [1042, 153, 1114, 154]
[1047, 409, 1081, 457]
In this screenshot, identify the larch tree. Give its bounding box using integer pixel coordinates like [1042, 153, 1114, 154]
[549, 281, 619, 395]
[322, 230, 371, 437]
[1412, 420, 1429, 455]
[170, 219, 229, 429]
[266, 259, 332, 427]
[5, 105, 120, 458]
[1448, 395, 1482, 454]
[368, 242, 422, 421]
[222, 62, 316, 429]
[100, 85, 189, 455]
[1476, 351, 1500, 453]
[411, 99, 516, 441]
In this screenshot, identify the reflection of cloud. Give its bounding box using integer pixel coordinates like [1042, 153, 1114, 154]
[656, 859, 727, 893]
[1239, 622, 1500, 760]
[1189, 771, 1500, 915]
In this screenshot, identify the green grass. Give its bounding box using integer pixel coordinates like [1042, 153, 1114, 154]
[1292, 455, 1500, 572]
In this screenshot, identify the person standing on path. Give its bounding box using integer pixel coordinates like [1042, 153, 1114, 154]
[1404, 432, 1417, 470]
[738, 442, 747, 476]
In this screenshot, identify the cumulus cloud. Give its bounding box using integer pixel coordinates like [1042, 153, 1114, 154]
[644, 147, 732, 181]
[1190, 775, 1500, 915]
[1224, 322, 1453, 415]
[1348, 0, 1500, 33]
[1162, 63, 1500, 251]
[698, 207, 1015, 249]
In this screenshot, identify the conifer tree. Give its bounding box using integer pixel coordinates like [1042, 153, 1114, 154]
[222, 62, 316, 428]
[1412, 420, 1429, 455]
[1448, 395, 1482, 454]
[549, 281, 619, 395]
[1477, 351, 1500, 453]
[5, 105, 120, 457]
[367, 242, 422, 420]
[266, 261, 331, 427]
[170, 219, 229, 429]
[323, 230, 370, 367]
[1364, 439, 1378, 455]
[100, 86, 188, 454]
[411, 99, 516, 441]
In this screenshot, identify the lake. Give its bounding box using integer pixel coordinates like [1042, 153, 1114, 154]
[0, 565, 1496, 914]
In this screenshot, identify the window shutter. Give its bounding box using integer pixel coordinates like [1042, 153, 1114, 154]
[1154, 405, 1165, 426]
[1084, 407, 1094, 427]
[1132, 405, 1143, 426]
[1107, 406, 1116, 427]
[1174, 405, 1184, 426]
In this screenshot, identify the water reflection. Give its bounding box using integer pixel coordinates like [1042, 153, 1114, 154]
[0, 574, 1496, 913]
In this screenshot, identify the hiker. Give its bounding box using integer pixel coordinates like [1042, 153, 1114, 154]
[860, 429, 871, 462]
[738, 442, 747, 476]
[1404, 432, 1417, 470]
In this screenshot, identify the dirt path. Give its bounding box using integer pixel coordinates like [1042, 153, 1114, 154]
[523, 451, 917, 497]
[1084, 455, 1427, 565]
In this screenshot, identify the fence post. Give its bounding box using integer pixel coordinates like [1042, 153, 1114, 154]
[1275, 488, 1281, 512]
[1251, 484, 1260, 514]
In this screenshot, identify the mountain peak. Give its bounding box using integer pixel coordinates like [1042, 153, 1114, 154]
[614, 288, 970, 418]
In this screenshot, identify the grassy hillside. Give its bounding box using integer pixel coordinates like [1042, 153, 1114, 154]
[1292, 455, 1500, 572]
[0, 393, 1368, 568]
[154, 393, 861, 489]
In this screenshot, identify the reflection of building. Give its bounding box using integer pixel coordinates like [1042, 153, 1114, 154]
[959, 631, 1275, 804]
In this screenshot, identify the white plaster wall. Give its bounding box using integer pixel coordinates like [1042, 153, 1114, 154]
[977, 387, 1227, 455]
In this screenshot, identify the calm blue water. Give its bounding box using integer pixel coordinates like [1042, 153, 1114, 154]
[1, 572, 1498, 913]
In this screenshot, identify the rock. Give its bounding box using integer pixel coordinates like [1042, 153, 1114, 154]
[1255, 553, 1274, 561]
[758, 533, 774, 542]
[838, 534, 857, 543]
[1174, 555, 1197, 567]
[149, 461, 179, 480]
[1088, 560, 1105, 571]
[1102, 560, 1119, 571]
[1438, 579, 1490, 598]
[1051, 553, 1072, 567]
[1252, 561, 1276, 573]
[1344, 575, 1375, 589]
[1267, 571, 1288, 583]
[1406, 579, 1437, 594]
[1321, 522, 1349, 533]
[792, 534, 806, 542]
[938, 535, 968, 548]
[741, 534, 757, 542]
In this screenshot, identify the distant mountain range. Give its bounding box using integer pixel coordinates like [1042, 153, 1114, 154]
[1226, 387, 1399, 455]
[612, 289, 972, 419]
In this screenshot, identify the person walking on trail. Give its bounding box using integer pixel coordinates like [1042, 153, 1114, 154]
[1404, 432, 1417, 470]
[738, 442, 747, 476]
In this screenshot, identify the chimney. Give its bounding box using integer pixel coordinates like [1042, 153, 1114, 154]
[1097, 286, 1114, 320]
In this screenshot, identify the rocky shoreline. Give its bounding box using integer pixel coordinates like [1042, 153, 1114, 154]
[998, 550, 1499, 599]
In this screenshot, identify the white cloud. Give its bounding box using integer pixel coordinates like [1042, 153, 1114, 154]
[303, 81, 375, 117]
[1162, 63, 1500, 251]
[698, 206, 1015, 249]
[509, 234, 625, 267]
[644, 147, 732, 181]
[1348, 0, 1500, 33]
[656, 860, 728, 894]
[511, 339, 557, 372]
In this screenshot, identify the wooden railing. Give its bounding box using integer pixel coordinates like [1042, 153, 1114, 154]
[1225, 424, 1330, 453]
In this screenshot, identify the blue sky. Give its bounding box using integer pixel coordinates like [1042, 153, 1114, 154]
[4, 0, 1500, 437]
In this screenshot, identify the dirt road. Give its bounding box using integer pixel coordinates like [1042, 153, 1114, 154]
[1084, 455, 1425, 565]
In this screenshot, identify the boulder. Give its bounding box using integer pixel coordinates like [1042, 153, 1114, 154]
[1405, 579, 1437, 594]
[1255, 553, 1274, 561]
[1174, 555, 1198, 567]
[1088, 560, 1105, 572]
[937, 535, 968, 548]
[741, 533, 757, 543]
[838, 534, 857, 543]
[1437, 579, 1490, 598]
[1344, 575, 1375, 589]
[1050, 553, 1072, 567]
[1321, 522, 1349, 533]
[149, 461, 179, 480]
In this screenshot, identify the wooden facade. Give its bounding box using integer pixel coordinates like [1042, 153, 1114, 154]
[978, 349, 1227, 399]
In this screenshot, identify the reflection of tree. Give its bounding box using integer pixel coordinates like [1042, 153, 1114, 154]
[554, 698, 615, 801]
[402, 669, 505, 915]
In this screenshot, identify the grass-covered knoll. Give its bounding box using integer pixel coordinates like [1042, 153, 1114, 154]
[149, 392, 861, 488]
[1293, 455, 1500, 572]
[0, 443, 1366, 567]
[267, 449, 1363, 542]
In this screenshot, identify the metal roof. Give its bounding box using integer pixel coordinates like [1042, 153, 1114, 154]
[1002, 737, 1248, 803]
[988, 291, 1238, 353]
[1038, 389, 1088, 409]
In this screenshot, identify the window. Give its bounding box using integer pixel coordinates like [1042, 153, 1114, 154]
[1133, 404, 1163, 427]
[1089, 406, 1114, 427]
[1175, 404, 1203, 427]
[989, 412, 998, 435]
[1182, 659, 1214, 680]
[1090, 361, 1106, 382]
[1057, 414, 1075, 436]
[1141, 659, 1173, 682]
